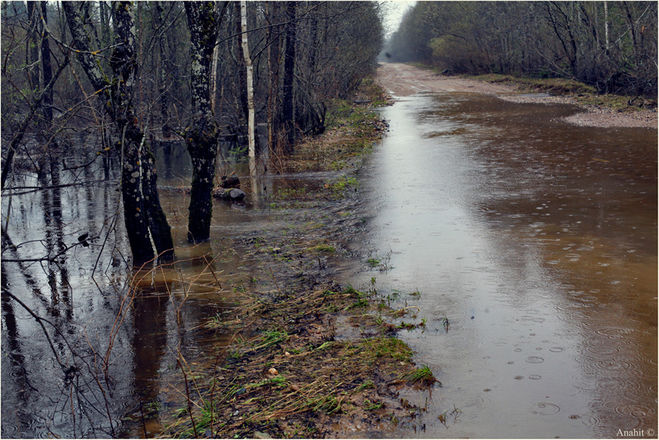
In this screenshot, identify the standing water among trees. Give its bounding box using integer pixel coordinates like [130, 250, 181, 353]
[2, 1, 656, 438]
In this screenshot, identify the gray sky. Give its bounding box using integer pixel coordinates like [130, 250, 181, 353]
[381, 0, 416, 38]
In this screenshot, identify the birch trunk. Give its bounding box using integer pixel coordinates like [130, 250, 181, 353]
[210, 43, 219, 116]
[604, 1, 610, 54]
[240, 1, 256, 185]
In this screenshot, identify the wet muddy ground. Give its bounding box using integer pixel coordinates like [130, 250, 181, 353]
[378, 63, 658, 129]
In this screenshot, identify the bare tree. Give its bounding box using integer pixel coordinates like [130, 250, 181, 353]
[183, 1, 226, 243]
[63, 1, 174, 265]
[389, 1, 657, 97]
[240, 0, 256, 179]
[282, 2, 297, 152]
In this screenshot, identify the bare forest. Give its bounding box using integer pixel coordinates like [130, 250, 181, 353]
[1, 1, 657, 439]
[386, 1, 658, 97]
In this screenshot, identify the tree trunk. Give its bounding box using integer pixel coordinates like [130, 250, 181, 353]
[308, 12, 318, 76]
[622, 2, 638, 56]
[120, 127, 160, 265]
[26, 2, 41, 91]
[39, 2, 54, 127]
[604, 1, 609, 54]
[99, 1, 111, 49]
[240, 1, 256, 179]
[154, 2, 171, 138]
[282, 1, 297, 153]
[266, 2, 282, 157]
[63, 1, 174, 265]
[233, 3, 248, 138]
[1, 58, 68, 189]
[30, 2, 56, 183]
[210, 42, 219, 117]
[184, 2, 221, 243]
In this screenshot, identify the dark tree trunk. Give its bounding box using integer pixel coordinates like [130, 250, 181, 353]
[28, 2, 56, 184]
[119, 128, 157, 265]
[63, 1, 174, 265]
[154, 2, 171, 138]
[184, 1, 221, 243]
[185, 119, 218, 243]
[282, 1, 297, 153]
[39, 2, 54, 126]
[99, 1, 111, 48]
[308, 12, 318, 77]
[266, 2, 282, 156]
[111, 2, 174, 261]
[26, 2, 41, 91]
[234, 2, 248, 136]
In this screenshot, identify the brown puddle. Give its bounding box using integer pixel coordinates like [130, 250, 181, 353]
[341, 93, 657, 437]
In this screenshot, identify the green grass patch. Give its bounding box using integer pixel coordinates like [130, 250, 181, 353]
[309, 394, 341, 414]
[402, 365, 438, 386]
[364, 399, 384, 411]
[329, 175, 358, 196]
[312, 244, 336, 253]
[342, 285, 362, 296]
[248, 375, 287, 389]
[396, 321, 417, 330]
[276, 187, 308, 200]
[254, 330, 288, 350]
[360, 336, 413, 362]
[346, 298, 369, 310]
[356, 379, 375, 392]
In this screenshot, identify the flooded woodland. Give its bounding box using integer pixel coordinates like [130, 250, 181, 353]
[2, 2, 658, 439]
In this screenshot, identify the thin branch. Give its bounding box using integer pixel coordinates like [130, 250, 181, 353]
[2, 55, 71, 188]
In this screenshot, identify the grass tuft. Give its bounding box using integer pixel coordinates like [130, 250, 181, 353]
[402, 365, 438, 387]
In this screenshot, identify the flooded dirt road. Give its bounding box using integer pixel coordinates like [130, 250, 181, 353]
[2, 64, 656, 438]
[378, 63, 658, 129]
[344, 66, 657, 437]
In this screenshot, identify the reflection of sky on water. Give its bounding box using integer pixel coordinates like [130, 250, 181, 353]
[346, 93, 657, 437]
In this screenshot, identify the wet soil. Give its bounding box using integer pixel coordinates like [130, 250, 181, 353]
[3, 67, 656, 439]
[378, 63, 658, 129]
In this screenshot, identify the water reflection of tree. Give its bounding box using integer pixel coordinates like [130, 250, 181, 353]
[131, 288, 169, 436]
[1, 265, 37, 435]
[1, 180, 128, 437]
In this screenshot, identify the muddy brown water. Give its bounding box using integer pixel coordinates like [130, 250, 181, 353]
[342, 93, 657, 437]
[2, 92, 656, 438]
